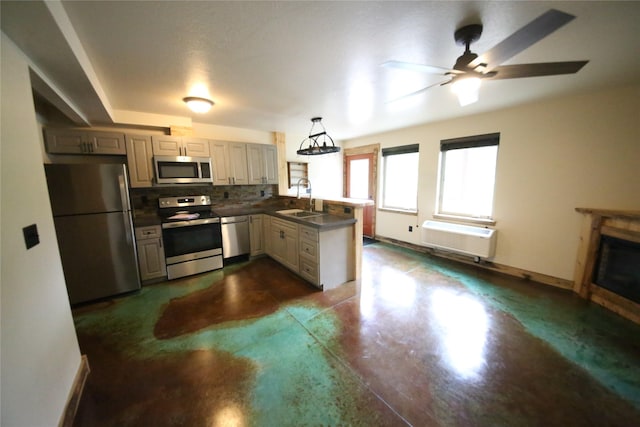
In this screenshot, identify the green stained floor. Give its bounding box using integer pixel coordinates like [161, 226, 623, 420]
[374, 243, 640, 409]
[72, 243, 640, 426]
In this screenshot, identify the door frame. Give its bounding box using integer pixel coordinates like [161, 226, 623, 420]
[344, 143, 379, 238]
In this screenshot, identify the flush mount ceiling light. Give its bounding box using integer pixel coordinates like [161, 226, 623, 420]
[297, 117, 340, 156]
[183, 96, 214, 113]
[451, 75, 481, 106]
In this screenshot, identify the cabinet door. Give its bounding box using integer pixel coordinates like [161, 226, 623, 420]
[91, 132, 126, 155]
[137, 238, 167, 281]
[126, 135, 154, 188]
[44, 129, 86, 154]
[152, 135, 182, 156]
[247, 144, 265, 185]
[228, 142, 249, 185]
[249, 215, 264, 256]
[44, 129, 126, 155]
[271, 218, 298, 271]
[283, 231, 299, 271]
[183, 138, 210, 157]
[270, 224, 285, 263]
[210, 141, 231, 185]
[263, 145, 279, 184]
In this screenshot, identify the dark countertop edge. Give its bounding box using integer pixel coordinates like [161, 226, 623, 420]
[133, 209, 356, 230]
[277, 195, 374, 207]
[268, 211, 356, 230]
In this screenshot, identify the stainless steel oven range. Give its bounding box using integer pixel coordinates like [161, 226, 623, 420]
[158, 195, 222, 279]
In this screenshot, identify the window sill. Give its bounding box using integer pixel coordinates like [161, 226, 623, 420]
[379, 207, 418, 216]
[433, 213, 496, 226]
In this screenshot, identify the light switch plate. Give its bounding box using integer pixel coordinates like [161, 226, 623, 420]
[314, 198, 323, 212]
[23, 224, 39, 250]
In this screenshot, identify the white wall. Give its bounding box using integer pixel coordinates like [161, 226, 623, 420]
[284, 131, 343, 199]
[192, 122, 273, 144]
[1, 33, 82, 426]
[344, 85, 640, 281]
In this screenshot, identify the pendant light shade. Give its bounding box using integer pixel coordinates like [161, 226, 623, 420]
[297, 117, 340, 156]
[183, 96, 214, 113]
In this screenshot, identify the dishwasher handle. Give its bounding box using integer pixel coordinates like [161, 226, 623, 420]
[220, 215, 249, 225]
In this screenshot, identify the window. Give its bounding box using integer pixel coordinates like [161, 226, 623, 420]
[381, 144, 419, 211]
[437, 133, 499, 219]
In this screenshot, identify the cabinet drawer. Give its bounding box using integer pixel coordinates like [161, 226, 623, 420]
[135, 225, 162, 240]
[271, 217, 298, 237]
[299, 257, 318, 284]
[299, 225, 318, 242]
[300, 239, 318, 260]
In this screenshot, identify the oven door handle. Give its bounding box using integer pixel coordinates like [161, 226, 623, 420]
[162, 217, 221, 229]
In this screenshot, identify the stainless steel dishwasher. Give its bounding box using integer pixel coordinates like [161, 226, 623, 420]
[220, 215, 250, 259]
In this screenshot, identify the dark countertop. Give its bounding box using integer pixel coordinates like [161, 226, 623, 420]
[212, 206, 356, 230]
[268, 211, 356, 230]
[132, 207, 356, 230]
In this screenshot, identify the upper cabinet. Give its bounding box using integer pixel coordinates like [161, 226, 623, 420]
[247, 143, 278, 185]
[126, 134, 154, 188]
[210, 140, 249, 185]
[44, 128, 126, 155]
[151, 135, 210, 157]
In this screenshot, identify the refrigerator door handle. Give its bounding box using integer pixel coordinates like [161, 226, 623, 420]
[118, 169, 132, 212]
[123, 211, 134, 244]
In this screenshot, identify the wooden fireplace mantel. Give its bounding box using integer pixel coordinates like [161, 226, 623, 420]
[574, 208, 640, 324]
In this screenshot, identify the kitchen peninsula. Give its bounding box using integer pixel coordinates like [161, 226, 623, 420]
[131, 188, 372, 290]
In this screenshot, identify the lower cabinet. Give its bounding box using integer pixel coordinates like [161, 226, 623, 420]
[299, 224, 353, 290]
[249, 214, 264, 256]
[269, 217, 299, 272]
[135, 225, 167, 281]
[266, 215, 353, 290]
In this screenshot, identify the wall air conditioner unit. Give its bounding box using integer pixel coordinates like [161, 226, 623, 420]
[421, 220, 497, 259]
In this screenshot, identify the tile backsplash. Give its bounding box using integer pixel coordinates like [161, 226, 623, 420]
[130, 184, 277, 214]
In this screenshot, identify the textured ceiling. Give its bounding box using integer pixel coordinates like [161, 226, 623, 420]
[2, 1, 639, 139]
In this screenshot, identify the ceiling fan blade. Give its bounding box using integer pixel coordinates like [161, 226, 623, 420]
[382, 60, 459, 75]
[485, 61, 588, 79]
[470, 9, 576, 71]
[386, 80, 451, 103]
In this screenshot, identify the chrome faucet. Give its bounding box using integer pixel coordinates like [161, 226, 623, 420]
[296, 177, 312, 211]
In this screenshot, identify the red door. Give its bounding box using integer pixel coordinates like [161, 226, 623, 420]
[346, 153, 375, 238]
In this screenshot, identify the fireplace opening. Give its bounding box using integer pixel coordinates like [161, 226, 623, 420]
[594, 235, 640, 304]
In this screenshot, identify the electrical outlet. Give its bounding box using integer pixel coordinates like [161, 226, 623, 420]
[408, 225, 413, 232]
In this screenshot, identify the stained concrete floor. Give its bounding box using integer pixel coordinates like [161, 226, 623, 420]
[72, 242, 640, 426]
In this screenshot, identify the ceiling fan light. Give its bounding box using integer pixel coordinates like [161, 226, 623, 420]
[183, 96, 214, 113]
[451, 77, 481, 106]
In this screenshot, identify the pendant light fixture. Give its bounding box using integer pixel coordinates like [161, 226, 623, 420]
[297, 117, 340, 156]
[183, 96, 214, 113]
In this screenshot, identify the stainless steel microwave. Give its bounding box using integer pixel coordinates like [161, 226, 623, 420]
[154, 155, 213, 184]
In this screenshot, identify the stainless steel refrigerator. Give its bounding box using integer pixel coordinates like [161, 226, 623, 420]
[45, 163, 141, 304]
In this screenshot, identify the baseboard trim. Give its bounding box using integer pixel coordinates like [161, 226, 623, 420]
[373, 236, 573, 290]
[58, 354, 90, 427]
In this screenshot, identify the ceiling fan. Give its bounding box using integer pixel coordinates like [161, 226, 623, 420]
[383, 9, 589, 106]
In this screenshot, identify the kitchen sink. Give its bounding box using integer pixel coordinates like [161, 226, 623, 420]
[275, 209, 323, 218]
[291, 211, 323, 218]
